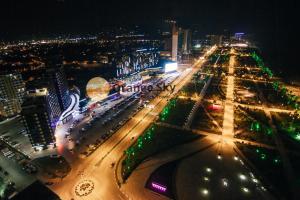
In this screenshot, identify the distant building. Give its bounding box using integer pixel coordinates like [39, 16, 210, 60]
[0, 73, 25, 118]
[234, 32, 245, 41]
[172, 24, 178, 62]
[45, 67, 71, 111]
[21, 89, 56, 150]
[182, 29, 192, 54]
[178, 28, 192, 55]
[207, 35, 223, 46]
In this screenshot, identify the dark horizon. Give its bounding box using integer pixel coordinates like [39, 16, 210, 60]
[1, 0, 299, 75]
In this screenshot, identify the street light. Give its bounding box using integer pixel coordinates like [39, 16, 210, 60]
[242, 187, 250, 193]
[206, 167, 212, 173]
[239, 174, 247, 181]
[201, 188, 209, 196]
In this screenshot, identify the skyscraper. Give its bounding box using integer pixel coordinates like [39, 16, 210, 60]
[26, 78, 62, 125]
[172, 23, 178, 62]
[0, 73, 25, 118]
[21, 88, 56, 150]
[182, 29, 192, 54]
[45, 67, 71, 111]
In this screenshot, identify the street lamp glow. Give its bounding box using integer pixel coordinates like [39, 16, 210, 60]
[242, 187, 250, 193]
[234, 156, 239, 161]
[206, 167, 212, 173]
[203, 177, 209, 181]
[239, 174, 247, 181]
[252, 178, 258, 183]
[201, 189, 209, 196]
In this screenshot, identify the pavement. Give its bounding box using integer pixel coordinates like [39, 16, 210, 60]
[222, 49, 235, 138]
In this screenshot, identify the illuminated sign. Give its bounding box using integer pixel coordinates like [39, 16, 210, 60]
[86, 77, 110, 102]
[164, 62, 178, 73]
[151, 182, 167, 192]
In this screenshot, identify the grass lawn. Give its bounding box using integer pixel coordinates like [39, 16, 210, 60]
[191, 102, 223, 134]
[121, 124, 202, 180]
[159, 98, 195, 126]
[272, 112, 300, 151]
[234, 107, 274, 145]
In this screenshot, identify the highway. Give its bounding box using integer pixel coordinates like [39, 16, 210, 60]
[50, 47, 217, 200]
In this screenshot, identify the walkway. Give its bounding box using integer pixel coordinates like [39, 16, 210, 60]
[222, 49, 235, 138]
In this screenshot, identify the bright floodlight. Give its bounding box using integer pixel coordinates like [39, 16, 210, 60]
[234, 156, 239, 161]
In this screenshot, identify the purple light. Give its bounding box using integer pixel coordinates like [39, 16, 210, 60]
[151, 182, 167, 192]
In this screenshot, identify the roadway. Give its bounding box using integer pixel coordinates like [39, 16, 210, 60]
[50, 47, 217, 200]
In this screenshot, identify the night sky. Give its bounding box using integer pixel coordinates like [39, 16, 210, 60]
[0, 0, 299, 76]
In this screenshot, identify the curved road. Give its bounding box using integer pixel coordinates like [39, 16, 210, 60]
[51, 47, 216, 200]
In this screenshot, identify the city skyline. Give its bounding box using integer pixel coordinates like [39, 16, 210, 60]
[0, 1, 300, 200]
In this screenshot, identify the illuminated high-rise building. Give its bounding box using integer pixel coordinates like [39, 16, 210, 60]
[45, 67, 71, 111]
[21, 89, 56, 150]
[182, 29, 192, 54]
[0, 73, 25, 117]
[172, 23, 178, 61]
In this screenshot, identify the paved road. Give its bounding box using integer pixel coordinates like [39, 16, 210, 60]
[50, 47, 216, 200]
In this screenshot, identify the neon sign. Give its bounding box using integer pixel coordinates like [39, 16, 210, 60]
[151, 182, 167, 192]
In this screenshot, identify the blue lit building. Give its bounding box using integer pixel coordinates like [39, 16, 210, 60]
[46, 67, 71, 111]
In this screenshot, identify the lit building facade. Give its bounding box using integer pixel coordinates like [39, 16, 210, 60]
[0, 73, 25, 117]
[182, 29, 192, 54]
[45, 67, 71, 111]
[172, 24, 178, 61]
[21, 89, 56, 150]
[116, 49, 159, 78]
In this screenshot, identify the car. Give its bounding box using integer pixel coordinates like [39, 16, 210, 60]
[50, 154, 60, 158]
[101, 135, 107, 139]
[44, 182, 54, 186]
[111, 162, 115, 168]
[7, 153, 15, 159]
